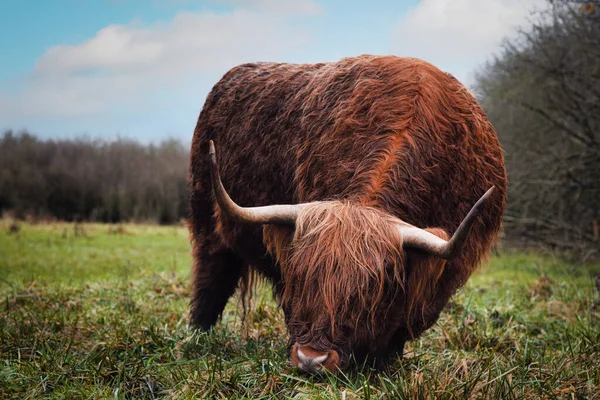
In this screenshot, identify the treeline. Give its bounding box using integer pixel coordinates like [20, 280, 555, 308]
[475, 1, 599, 259]
[2, 2, 598, 258]
[0, 131, 189, 224]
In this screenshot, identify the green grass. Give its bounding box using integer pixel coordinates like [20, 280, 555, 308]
[1, 220, 599, 399]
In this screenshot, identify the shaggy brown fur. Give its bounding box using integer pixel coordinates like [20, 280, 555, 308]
[263, 203, 450, 361]
[188, 54, 507, 369]
[266, 203, 405, 344]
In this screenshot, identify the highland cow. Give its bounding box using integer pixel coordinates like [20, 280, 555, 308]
[188, 55, 507, 373]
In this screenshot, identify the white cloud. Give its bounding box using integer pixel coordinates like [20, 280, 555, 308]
[0, 8, 312, 119]
[390, 0, 548, 84]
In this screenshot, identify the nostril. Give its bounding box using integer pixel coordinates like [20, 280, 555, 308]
[297, 346, 329, 365]
[291, 344, 339, 373]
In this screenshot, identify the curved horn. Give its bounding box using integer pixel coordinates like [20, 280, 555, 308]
[209, 140, 307, 225]
[399, 186, 496, 259]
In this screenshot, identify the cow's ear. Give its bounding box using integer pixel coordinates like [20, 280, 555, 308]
[263, 225, 295, 264]
[404, 227, 449, 335]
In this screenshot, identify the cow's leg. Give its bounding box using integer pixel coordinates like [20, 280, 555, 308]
[189, 233, 247, 329]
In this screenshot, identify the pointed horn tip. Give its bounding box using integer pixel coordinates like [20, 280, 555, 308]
[208, 140, 216, 156]
[476, 186, 496, 210]
[442, 186, 497, 258]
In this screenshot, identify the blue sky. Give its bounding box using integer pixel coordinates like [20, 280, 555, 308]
[0, 0, 546, 143]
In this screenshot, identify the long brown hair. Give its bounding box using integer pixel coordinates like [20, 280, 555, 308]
[264, 201, 449, 345]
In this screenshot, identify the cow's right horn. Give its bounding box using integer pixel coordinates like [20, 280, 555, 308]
[398, 186, 495, 259]
[209, 140, 310, 225]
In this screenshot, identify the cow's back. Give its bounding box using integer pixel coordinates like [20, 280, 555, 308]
[189, 55, 507, 290]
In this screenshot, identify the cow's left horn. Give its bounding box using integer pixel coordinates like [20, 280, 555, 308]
[209, 140, 309, 225]
[398, 187, 496, 259]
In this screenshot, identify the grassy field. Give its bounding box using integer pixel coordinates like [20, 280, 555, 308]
[1, 220, 599, 399]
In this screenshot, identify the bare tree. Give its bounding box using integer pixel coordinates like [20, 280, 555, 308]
[475, 1, 599, 260]
[0, 131, 190, 224]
